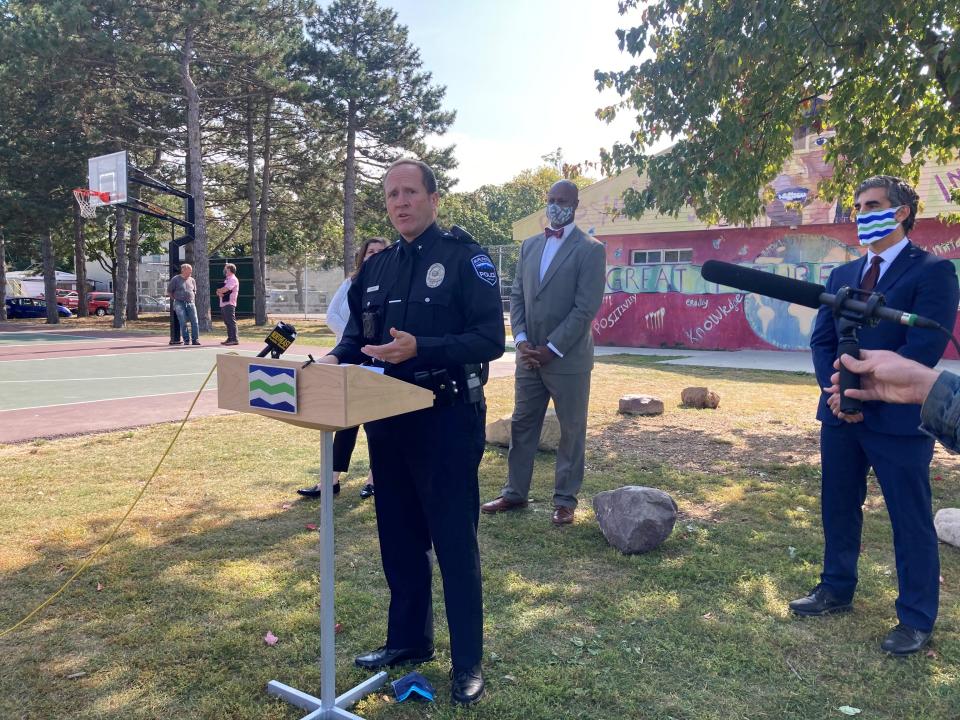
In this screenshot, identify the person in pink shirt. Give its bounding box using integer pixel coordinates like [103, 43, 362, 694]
[216, 263, 240, 346]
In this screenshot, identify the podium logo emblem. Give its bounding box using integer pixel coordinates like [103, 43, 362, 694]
[249, 364, 297, 414]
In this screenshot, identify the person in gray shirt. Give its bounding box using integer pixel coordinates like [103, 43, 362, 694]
[167, 263, 200, 345]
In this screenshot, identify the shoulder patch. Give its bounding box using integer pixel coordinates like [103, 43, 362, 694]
[471, 254, 499, 287]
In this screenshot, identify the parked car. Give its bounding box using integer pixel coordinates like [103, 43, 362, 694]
[138, 294, 169, 313]
[88, 292, 113, 316]
[37, 289, 80, 309]
[5, 297, 73, 318]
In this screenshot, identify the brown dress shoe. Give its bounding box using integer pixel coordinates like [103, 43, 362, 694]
[481, 496, 528, 514]
[552, 506, 575, 525]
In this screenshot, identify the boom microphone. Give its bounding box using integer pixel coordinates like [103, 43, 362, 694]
[700, 260, 940, 329]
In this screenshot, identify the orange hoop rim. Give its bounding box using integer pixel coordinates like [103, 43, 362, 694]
[73, 188, 111, 219]
[73, 188, 111, 202]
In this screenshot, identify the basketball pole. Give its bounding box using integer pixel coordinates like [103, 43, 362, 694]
[116, 166, 195, 344]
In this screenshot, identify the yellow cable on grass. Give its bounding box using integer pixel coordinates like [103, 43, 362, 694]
[0, 359, 220, 639]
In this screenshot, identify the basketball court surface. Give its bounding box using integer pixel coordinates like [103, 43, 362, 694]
[0, 325, 516, 444]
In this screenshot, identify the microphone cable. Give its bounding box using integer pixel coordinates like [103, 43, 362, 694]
[0, 358, 223, 639]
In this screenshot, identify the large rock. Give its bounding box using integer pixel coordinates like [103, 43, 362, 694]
[935, 508, 960, 548]
[485, 408, 561, 451]
[619, 395, 664, 416]
[592, 486, 678, 554]
[681, 386, 720, 409]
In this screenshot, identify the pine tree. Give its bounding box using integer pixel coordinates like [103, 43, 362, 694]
[297, 0, 456, 274]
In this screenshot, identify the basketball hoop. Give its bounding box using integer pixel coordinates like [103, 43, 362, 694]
[73, 189, 111, 219]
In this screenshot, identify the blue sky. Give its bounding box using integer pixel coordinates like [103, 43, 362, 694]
[384, 0, 643, 190]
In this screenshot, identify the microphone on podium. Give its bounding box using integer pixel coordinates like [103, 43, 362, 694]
[257, 321, 298, 358]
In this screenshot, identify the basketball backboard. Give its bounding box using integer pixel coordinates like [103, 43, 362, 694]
[87, 150, 128, 207]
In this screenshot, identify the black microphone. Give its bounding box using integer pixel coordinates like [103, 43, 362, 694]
[257, 321, 298, 358]
[700, 260, 940, 329]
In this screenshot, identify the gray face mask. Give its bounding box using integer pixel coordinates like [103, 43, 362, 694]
[546, 202, 574, 227]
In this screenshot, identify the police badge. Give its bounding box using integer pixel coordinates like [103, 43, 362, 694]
[426, 262, 445, 288]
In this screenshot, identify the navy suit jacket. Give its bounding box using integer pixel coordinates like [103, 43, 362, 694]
[810, 242, 959, 435]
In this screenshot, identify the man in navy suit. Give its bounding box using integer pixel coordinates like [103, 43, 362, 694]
[794, 175, 959, 656]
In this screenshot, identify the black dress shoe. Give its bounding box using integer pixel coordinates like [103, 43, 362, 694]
[451, 666, 484, 706]
[881, 623, 932, 656]
[359, 483, 375, 499]
[354, 645, 435, 670]
[296, 483, 340, 499]
[788, 584, 853, 616]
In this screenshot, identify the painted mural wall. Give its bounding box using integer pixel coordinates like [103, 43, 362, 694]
[511, 132, 960, 357]
[592, 219, 960, 358]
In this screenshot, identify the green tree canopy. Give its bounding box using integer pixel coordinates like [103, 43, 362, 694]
[296, 0, 456, 274]
[596, 0, 960, 225]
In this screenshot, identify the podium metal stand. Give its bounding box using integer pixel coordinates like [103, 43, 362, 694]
[217, 355, 434, 719]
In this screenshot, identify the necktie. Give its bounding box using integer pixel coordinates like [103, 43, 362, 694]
[544, 226, 563, 239]
[860, 255, 883, 292]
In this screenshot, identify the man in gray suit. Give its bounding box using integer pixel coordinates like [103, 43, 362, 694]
[481, 180, 606, 524]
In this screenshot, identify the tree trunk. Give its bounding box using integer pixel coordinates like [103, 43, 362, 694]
[0, 225, 7, 322]
[73, 206, 88, 318]
[113, 208, 127, 328]
[181, 23, 211, 331]
[246, 92, 266, 325]
[42, 229, 58, 325]
[0, 226, 7, 321]
[293, 265, 304, 311]
[257, 96, 274, 325]
[127, 201, 140, 320]
[343, 101, 357, 276]
[105, 219, 116, 291]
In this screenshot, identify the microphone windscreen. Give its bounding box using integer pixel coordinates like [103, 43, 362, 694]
[701, 260, 825, 309]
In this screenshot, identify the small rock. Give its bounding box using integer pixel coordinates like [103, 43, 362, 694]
[681, 386, 720, 409]
[485, 416, 511, 447]
[485, 408, 561, 451]
[935, 508, 960, 548]
[618, 395, 664, 416]
[592, 486, 678, 554]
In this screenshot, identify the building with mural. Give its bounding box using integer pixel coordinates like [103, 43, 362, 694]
[513, 132, 960, 356]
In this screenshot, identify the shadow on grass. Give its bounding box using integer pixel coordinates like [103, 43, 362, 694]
[1, 446, 958, 720]
[596, 353, 814, 385]
[583, 408, 822, 474]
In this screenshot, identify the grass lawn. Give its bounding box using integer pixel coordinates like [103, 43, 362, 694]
[1, 355, 959, 719]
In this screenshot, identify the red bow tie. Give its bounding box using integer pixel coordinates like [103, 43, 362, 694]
[545, 226, 564, 239]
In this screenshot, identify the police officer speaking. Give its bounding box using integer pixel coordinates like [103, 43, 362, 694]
[318, 158, 505, 705]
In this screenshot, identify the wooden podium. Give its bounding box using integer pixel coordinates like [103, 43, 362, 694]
[217, 354, 434, 720]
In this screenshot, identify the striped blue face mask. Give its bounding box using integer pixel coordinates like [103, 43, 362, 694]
[856, 206, 902, 245]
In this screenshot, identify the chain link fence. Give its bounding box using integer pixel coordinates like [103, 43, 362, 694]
[485, 244, 520, 313]
[265, 255, 342, 316]
[142, 246, 520, 318]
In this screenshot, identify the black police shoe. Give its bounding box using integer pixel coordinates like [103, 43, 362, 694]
[354, 645, 435, 670]
[296, 483, 340, 499]
[788, 584, 853, 616]
[881, 623, 932, 656]
[451, 666, 484, 706]
[360, 483, 375, 499]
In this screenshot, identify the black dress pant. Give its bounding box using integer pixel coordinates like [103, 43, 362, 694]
[333, 425, 360, 473]
[365, 400, 486, 671]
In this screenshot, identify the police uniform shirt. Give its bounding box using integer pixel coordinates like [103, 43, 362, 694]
[330, 223, 505, 382]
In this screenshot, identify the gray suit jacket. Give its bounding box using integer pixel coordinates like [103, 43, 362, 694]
[510, 225, 606, 374]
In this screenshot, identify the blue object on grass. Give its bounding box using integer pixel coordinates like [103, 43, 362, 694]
[391, 671, 436, 702]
